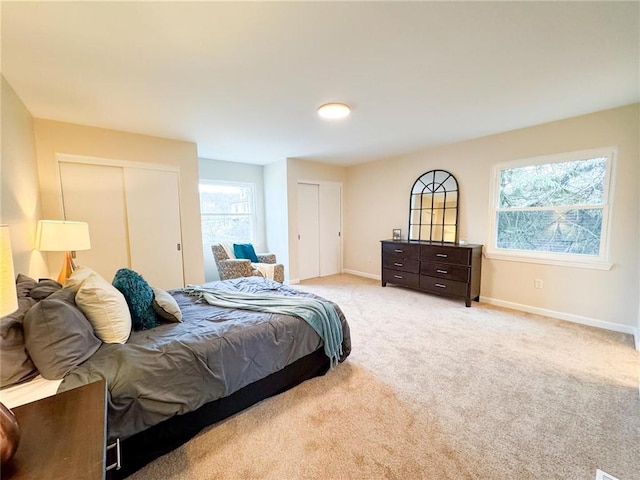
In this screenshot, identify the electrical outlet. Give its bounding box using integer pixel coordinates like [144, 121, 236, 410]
[534, 279, 543, 289]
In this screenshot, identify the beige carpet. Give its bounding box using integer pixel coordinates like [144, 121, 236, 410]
[130, 274, 640, 480]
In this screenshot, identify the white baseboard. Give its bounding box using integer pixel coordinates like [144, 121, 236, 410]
[342, 269, 381, 281]
[481, 296, 639, 340]
[287, 279, 300, 285]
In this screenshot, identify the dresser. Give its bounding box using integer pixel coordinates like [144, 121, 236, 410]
[381, 240, 482, 307]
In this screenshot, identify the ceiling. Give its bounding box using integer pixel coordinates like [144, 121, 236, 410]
[2, 1, 638, 166]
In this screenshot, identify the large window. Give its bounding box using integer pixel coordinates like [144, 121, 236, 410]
[199, 181, 256, 244]
[487, 147, 615, 269]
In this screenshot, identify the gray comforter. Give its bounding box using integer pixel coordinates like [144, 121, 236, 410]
[58, 278, 351, 442]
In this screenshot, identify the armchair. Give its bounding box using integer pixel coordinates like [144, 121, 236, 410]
[212, 244, 285, 283]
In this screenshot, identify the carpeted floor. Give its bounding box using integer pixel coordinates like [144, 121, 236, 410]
[130, 274, 640, 480]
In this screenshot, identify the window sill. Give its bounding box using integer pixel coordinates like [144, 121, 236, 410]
[484, 251, 613, 271]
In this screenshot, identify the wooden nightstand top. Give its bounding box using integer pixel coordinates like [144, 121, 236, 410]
[2, 380, 107, 480]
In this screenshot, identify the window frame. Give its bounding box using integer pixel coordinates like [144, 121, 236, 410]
[199, 180, 257, 245]
[486, 146, 616, 270]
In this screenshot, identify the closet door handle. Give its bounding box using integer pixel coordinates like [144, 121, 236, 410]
[177, 243, 181, 251]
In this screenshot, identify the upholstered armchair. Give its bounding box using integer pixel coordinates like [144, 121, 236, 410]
[212, 244, 285, 283]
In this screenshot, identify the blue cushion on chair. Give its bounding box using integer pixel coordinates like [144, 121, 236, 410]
[233, 243, 259, 263]
[112, 268, 158, 330]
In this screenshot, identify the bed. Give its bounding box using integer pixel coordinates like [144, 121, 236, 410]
[0, 273, 351, 478]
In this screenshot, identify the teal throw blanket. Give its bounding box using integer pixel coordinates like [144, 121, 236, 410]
[183, 286, 344, 368]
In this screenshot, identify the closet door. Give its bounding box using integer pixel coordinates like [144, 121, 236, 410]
[123, 168, 184, 289]
[60, 160, 185, 289]
[319, 183, 342, 276]
[297, 183, 320, 280]
[59, 162, 130, 282]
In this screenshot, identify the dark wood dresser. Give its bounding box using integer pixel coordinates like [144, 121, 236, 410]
[381, 240, 482, 307]
[2, 380, 112, 480]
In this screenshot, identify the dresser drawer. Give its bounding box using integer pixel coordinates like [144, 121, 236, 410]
[383, 269, 420, 288]
[421, 245, 471, 265]
[419, 276, 468, 297]
[382, 242, 420, 260]
[383, 257, 420, 274]
[421, 262, 469, 282]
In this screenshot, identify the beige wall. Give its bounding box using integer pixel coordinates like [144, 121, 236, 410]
[33, 119, 204, 284]
[286, 158, 346, 282]
[264, 159, 290, 279]
[345, 104, 640, 333]
[0, 77, 49, 278]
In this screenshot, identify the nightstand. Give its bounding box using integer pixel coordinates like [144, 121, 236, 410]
[1, 380, 108, 480]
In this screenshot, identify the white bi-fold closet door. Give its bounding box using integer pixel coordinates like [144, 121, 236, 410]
[297, 182, 342, 281]
[58, 158, 184, 290]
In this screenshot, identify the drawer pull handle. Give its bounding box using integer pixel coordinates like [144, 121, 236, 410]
[394, 249, 404, 253]
[435, 283, 447, 288]
[394, 263, 403, 267]
[106, 438, 121, 471]
[436, 269, 448, 274]
[393, 275, 404, 279]
[436, 253, 448, 258]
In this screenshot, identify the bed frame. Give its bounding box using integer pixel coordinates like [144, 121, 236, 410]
[113, 348, 329, 478]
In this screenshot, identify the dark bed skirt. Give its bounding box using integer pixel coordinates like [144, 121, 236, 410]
[113, 348, 330, 478]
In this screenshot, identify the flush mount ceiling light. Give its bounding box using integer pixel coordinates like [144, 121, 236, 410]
[318, 103, 351, 119]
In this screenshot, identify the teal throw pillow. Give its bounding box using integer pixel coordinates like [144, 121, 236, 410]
[233, 243, 259, 263]
[112, 268, 158, 330]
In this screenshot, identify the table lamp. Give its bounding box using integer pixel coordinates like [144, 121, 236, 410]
[0, 225, 21, 465]
[35, 220, 91, 284]
[1, 225, 18, 317]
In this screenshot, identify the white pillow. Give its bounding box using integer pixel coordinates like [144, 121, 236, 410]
[64, 266, 99, 293]
[75, 273, 131, 344]
[151, 287, 182, 323]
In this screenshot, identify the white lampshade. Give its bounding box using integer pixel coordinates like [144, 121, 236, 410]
[0, 225, 18, 317]
[35, 220, 91, 252]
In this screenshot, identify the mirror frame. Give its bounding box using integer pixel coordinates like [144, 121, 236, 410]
[408, 169, 459, 243]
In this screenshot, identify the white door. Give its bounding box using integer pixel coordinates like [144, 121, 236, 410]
[123, 168, 184, 289]
[59, 161, 185, 289]
[297, 183, 320, 280]
[319, 183, 342, 276]
[59, 162, 130, 282]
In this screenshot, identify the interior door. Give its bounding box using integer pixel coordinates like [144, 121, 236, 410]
[60, 160, 185, 289]
[59, 162, 130, 282]
[123, 168, 184, 289]
[319, 183, 342, 276]
[297, 183, 320, 280]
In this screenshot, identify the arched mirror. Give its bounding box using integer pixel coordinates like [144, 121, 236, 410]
[408, 170, 459, 243]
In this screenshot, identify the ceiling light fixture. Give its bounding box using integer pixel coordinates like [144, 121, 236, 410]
[318, 103, 351, 119]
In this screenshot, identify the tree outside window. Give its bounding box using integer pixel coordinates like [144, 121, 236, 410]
[199, 182, 256, 245]
[488, 147, 615, 269]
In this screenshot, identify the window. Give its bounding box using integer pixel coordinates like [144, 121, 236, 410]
[487, 147, 615, 269]
[199, 181, 256, 244]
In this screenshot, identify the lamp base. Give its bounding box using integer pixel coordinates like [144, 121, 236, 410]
[56, 251, 77, 284]
[0, 401, 20, 464]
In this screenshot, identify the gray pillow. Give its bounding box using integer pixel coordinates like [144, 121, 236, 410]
[0, 297, 38, 388]
[0, 275, 39, 388]
[24, 289, 102, 380]
[29, 279, 63, 300]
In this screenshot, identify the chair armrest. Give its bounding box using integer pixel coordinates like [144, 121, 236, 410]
[217, 259, 253, 280]
[257, 253, 276, 264]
